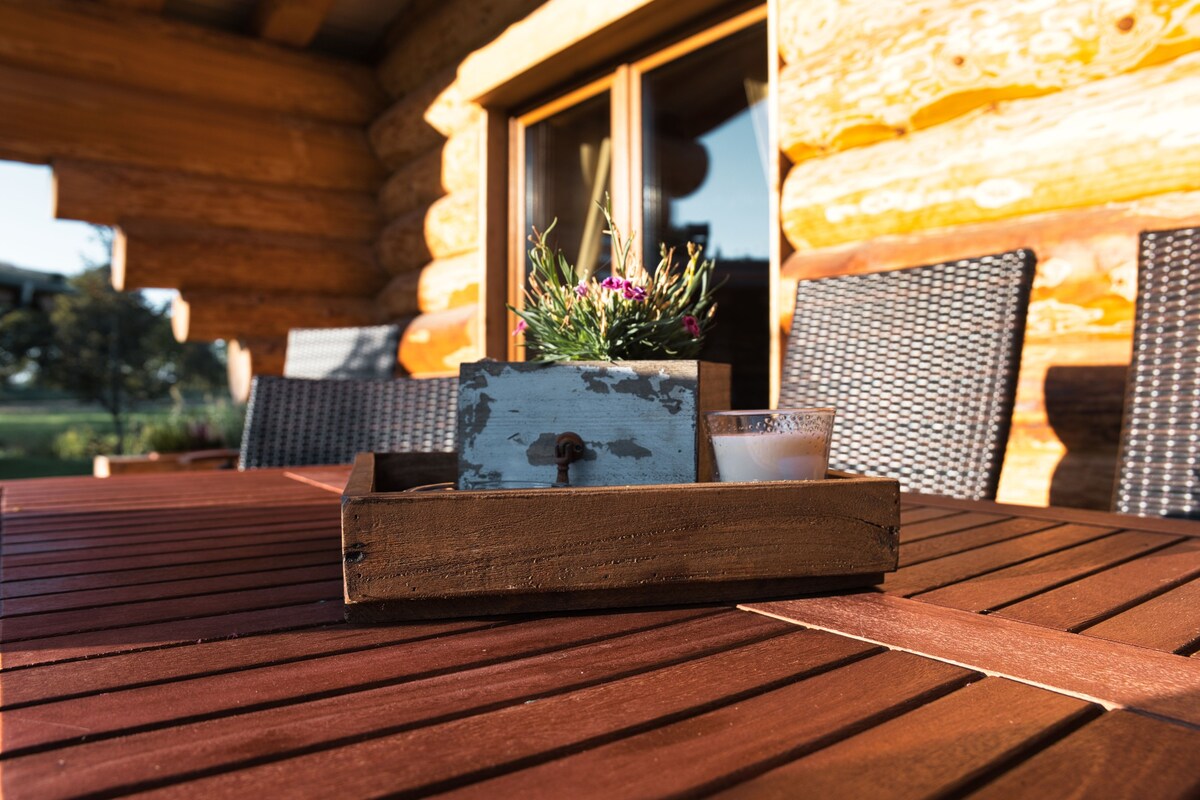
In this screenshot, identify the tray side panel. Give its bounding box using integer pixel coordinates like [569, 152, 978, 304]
[342, 477, 898, 620]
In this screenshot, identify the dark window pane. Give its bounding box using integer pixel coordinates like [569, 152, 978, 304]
[524, 91, 612, 280]
[642, 22, 769, 407]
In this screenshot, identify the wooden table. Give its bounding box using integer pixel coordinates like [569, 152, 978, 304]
[2, 469, 1199, 799]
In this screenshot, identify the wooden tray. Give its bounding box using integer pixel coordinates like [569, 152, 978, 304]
[341, 452, 900, 622]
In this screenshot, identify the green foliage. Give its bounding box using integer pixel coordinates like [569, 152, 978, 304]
[134, 402, 245, 454]
[510, 205, 720, 362]
[2, 260, 227, 452]
[52, 426, 118, 460]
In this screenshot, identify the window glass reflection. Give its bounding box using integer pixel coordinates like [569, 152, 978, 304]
[524, 91, 612, 280]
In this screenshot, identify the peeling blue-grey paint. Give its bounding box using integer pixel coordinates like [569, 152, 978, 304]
[456, 360, 720, 487]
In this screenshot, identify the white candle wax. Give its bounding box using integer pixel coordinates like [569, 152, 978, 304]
[710, 430, 829, 482]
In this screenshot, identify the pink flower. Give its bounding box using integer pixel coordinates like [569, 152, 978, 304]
[512, 319, 527, 337]
[600, 276, 625, 291]
[683, 315, 701, 337]
[575, 281, 589, 297]
[622, 284, 647, 302]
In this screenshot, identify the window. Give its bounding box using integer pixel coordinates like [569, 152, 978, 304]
[510, 6, 770, 407]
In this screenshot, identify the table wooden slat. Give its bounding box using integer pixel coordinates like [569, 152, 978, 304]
[745, 593, 1200, 727]
[437, 652, 973, 800]
[1080, 577, 1200, 654]
[899, 517, 1057, 567]
[965, 711, 1200, 799]
[4, 471, 1200, 799]
[915, 531, 1179, 614]
[884, 524, 1117, 597]
[7, 613, 802, 800]
[996, 537, 1200, 631]
[714, 677, 1096, 800]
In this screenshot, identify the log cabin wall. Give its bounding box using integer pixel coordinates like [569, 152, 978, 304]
[0, 0, 392, 393]
[774, 0, 1200, 509]
[367, 0, 546, 377]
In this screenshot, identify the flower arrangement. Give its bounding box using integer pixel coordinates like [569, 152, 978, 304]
[510, 205, 719, 361]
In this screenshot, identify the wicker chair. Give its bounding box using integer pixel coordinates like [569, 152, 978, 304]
[238, 375, 457, 470]
[283, 325, 402, 380]
[1114, 226, 1200, 518]
[779, 249, 1037, 500]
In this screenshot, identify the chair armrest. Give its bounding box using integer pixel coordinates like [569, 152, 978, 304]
[176, 448, 240, 467]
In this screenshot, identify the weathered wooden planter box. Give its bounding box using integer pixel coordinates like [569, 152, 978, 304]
[341, 452, 900, 623]
[456, 360, 731, 488]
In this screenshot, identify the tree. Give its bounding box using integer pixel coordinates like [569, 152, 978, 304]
[5, 264, 227, 452]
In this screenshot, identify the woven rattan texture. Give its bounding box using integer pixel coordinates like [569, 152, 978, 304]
[283, 326, 401, 380]
[780, 250, 1036, 500]
[1115, 227, 1200, 518]
[239, 376, 457, 469]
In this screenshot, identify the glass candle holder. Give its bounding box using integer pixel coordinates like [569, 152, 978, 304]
[705, 408, 835, 482]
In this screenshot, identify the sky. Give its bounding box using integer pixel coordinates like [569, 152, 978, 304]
[0, 161, 174, 309]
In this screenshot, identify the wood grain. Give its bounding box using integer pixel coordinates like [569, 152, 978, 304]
[780, 53, 1200, 251]
[343, 456, 899, 620]
[746, 593, 1200, 726]
[884, 524, 1117, 597]
[0, 0, 384, 123]
[997, 537, 1200, 631]
[1081, 577, 1200, 653]
[172, 291, 380, 342]
[776, 0, 1200, 161]
[7, 612, 798, 799]
[378, 251, 480, 318]
[54, 160, 380, 241]
[396, 304, 482, 375]
[967, 711, 1200, 800]
[445, 651, 974, 799]
[716, 677, 1095, 799]
[114, 222, 385, 296]
[0, 64, 382, 192]
[917, 530, 1179, 614]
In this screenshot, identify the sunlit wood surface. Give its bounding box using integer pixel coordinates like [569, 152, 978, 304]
[2, 470, 1198, 797]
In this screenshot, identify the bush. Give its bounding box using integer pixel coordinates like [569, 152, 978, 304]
[133, 403, 245, 454]
[52, 426, 119, 459]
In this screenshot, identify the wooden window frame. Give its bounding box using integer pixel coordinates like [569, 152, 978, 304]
[477, 2, 776, 372]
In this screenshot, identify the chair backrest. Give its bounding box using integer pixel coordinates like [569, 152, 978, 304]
[780, 249, 1036, 500]
[283, 325, 401, 380]
[1114, 226, 1200, 518]
[238, 376, 457, 470]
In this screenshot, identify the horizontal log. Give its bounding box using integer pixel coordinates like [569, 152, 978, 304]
[376, 190, 479, 274]
[228, 337, 287, 403]
[54, 160, 380, 241]
[173, 291, 381, 342]
[442, 122, 481, 194]
[114, 223, 385, 296]
[376, 208, 433, 276]
[397, 304, 482, 376]
[425, 190, 480, 259]
[378, 146, 444, 220]
[377, 0, 544, 98]
[378, 251, 480, 317]
[0, 0, 384, 124]
[255, 0, 336, 48]
[777, 0, 1200, 162]
[0, 64, 382, 191]
[369, 67, 455, 170]
[778, 190, 1200, 334]
[781, 52, 1200, 251]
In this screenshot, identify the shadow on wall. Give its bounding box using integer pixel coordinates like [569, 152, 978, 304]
[1044, 364, 1127, 511]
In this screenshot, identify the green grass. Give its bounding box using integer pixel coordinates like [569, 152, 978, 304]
[0, 406, 174, 454]
[0, 400, 235, 480]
